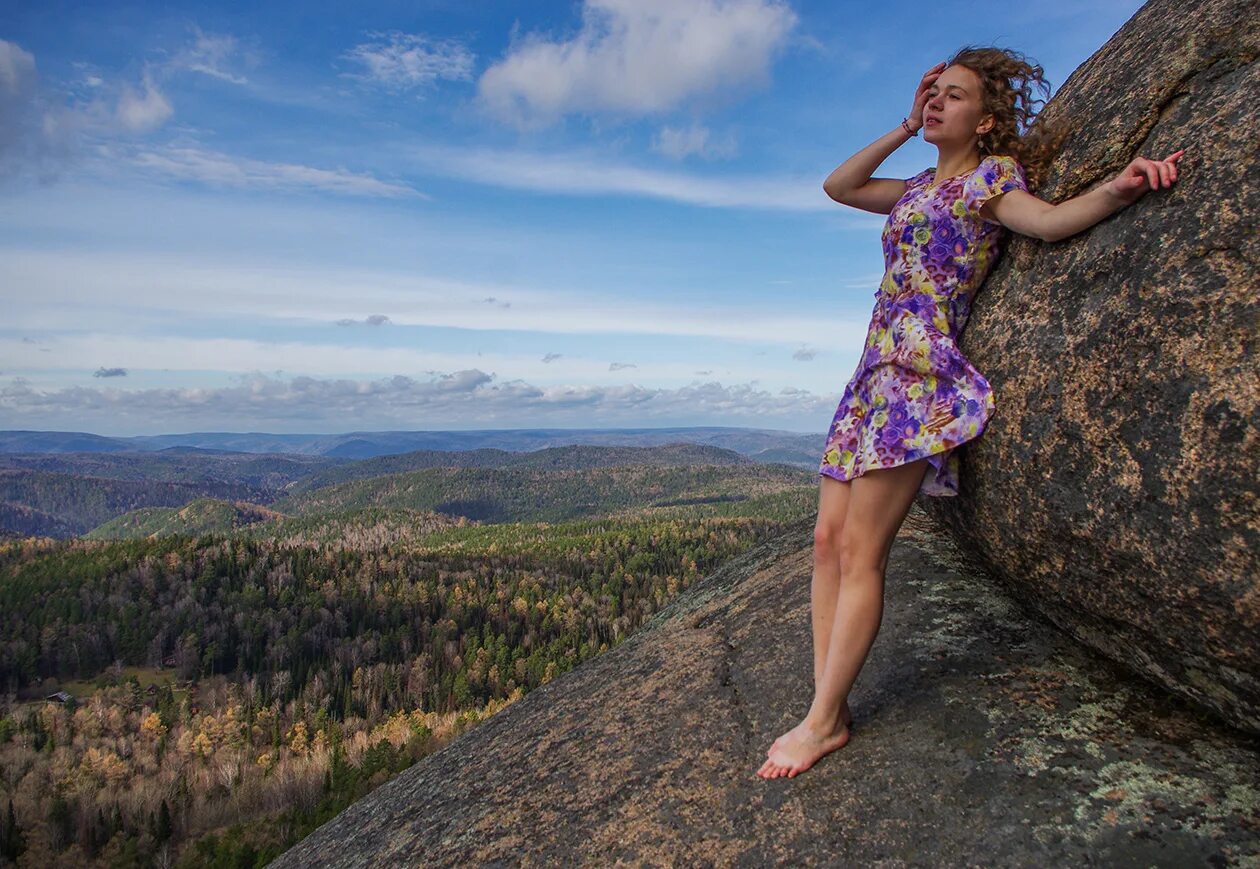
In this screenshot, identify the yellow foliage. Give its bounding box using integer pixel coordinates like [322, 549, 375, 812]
[369, 711, 413, 747]
[80, 746, 129, 788]
[140, 711, 166, 739]
[287, 720, 310, 756]
[191, 731, 213, 759]
[198, 714, 224, 748]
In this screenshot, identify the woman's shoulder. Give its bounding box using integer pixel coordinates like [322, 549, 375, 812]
[906, 167, 935, 188]
[973, 153, 1027, 181]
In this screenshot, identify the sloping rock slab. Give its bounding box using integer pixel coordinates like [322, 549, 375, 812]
[273, 511, 1260, 867]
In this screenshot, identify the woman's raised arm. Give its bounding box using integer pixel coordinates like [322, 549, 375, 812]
[823, 62, 947, 214]
[987, 148, 1186, 242]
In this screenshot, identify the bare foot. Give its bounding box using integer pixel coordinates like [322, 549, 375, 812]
[756, 717, 850, 779]
[767, 700, 852, 757]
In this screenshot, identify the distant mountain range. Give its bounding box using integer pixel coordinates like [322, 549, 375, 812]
[0, 428, 826, 539]
[0, 426, 821, 460]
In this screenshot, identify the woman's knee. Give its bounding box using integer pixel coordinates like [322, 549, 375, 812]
[813, 520, 843, 558]
[835, 527, 887, 577]
[814, 476, 851, 557]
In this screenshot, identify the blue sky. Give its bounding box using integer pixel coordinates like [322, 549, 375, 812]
[0, 0, 1145, 437]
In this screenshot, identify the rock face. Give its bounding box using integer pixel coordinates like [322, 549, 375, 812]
[920, 0, 1259, 734]
[271, 512, 1260, 867]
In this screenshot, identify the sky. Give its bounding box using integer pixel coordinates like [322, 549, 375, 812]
[0, 0, 1146, 438]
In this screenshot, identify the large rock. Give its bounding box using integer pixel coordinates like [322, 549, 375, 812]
[921, 0, 1259, 735]
[271, 511, 1260, 867]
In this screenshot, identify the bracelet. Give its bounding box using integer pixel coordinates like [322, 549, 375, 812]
[901, 117, 918, 137]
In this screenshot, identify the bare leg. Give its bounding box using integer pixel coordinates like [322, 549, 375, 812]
[810, 476, 856, 724]
[767, 475, 853, 758]
[757, 457, 929, 779]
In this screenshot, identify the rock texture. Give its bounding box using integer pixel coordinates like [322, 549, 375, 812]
[272, 511, 1260, 867]
[920, 0, 1260, 734]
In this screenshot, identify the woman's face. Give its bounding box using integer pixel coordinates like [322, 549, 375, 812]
[923, 64, 993, 145]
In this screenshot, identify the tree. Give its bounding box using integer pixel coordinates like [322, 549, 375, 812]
[48, 794, 72, 851]
[153, 800, 172, 843]
[1, 798, 25, 862]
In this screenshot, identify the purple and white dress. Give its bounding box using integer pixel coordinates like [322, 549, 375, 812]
[818, 154, 1028, 496]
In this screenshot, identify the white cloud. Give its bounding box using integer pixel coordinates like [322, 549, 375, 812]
[109, 143, 424, 198]
[651, 122, 737, 160]
[0, 39, 36, 98]
[341, 31, 475, 93]
[0, 40, 43, 176]
[115, 70, 174, 133]
[477, 0, 797, 128]
[0, 39, 181, 185]
[410, 141, 830, 212]
[169, 27, 253, 85]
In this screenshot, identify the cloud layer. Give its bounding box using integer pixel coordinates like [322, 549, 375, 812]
[409, 142, 832, 211]
[116, 144, 423, 198]
[0, 369, 835, 431]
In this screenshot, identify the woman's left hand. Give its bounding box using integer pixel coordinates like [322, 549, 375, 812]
[1106, 148, 1186, 205]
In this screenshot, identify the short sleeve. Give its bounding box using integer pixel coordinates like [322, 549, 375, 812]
[962, 155, 1027, 223]
[905, 167, 934, 190]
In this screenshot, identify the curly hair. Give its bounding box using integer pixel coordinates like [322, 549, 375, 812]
[945, 45, 1068, 193]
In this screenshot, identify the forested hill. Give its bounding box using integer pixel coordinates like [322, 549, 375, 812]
[0, 441, 811, 539]
[82, 498, 290, 541]
[278, 441, 752, 495]
[0, 451, 345, 539]
[268, 462, 807, 525]
[0, 494, 812, 865]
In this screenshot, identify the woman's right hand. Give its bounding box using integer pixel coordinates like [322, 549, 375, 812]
[908, 61, 947, 130]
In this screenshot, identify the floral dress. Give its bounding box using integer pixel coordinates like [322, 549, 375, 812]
[818, 153, 1028, 496]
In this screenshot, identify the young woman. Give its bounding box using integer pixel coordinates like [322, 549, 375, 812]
[757, 46, 1184, 780]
